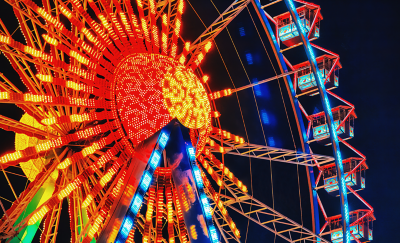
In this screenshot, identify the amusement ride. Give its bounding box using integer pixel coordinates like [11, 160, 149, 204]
[0, 0, 374, 242]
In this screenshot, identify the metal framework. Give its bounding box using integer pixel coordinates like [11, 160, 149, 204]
[0, 0, 373, 242]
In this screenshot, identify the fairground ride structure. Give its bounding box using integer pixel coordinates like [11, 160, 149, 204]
[0, 0, 374, 242]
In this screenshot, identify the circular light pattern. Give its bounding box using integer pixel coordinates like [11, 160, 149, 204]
[115, 53, 211, 146]
[115, 53, 174, 146]
[162, 66, 211, 129]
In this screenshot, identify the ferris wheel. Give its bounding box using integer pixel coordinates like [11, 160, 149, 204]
[0, 0, 375, 242]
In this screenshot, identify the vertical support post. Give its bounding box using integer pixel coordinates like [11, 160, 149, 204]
[282, 1, 350, 242]
[251, 0, 320, 236]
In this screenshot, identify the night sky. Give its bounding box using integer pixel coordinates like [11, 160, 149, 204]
[0, 0, 398, 242]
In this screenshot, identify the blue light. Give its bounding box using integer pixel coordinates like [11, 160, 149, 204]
[159, 132, 169, 148]
[187, 147, 195, 161]
[209, 226, 219, 243]
[121, 217, 133, 237]
[201, 195, 212, 220]
[245, 53, 253, 65]
[193, 167, 203, 189]
[149, 151, 161, 170]
[140, 171, 152, 192]
[131, 195, 143, 215]
[261, 110, 269, 124]
[268, 137, 275, 147]
[239, 27, 245, 36]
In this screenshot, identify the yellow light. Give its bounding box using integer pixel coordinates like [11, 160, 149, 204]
[70, 50, 89, 65]
[82, 194, 93, 208]
[239, 137, 245, 144]
[66, 81, 83, 91]
[242, 185, 248, 192]
[202, 75, 209, 83]
[81, 27, 95, 43]
[0, 151, 22, 164]
[218, 146, 224, 153]
[36, 73, 53, 82]
[217, 178, 222, 186]
[209, 139, 215, 146]
[0, 35, 10, 44]
[179, 54, 186, 64]
[190, 225, 198, 240]
[230, 221, 236, 229]
[162, 14, 168, 25]
[24, 46, 42, 58]
[99, 171, 113, 187]
[59, 5, 72, 18]
[229, 171, 233, 179]
[235, 229, 240, 237]
[28, 205, 49, 225]
[208, 167, 213, 175]
[185, 42, 190, 52]
[0, 92, 10, 100]
[221, 207, 227, 215]
[204, 41, 212, 52]
[238, 181, 242, 188]
[41, 117, 56, 125]
[81, 142, 100, 157]
[224, 167, 229, 175]
[178, 0, 184, 14]
[162, 66, 211, 129]
[197, 52, 204, 62]
[57, 158, 71, 169]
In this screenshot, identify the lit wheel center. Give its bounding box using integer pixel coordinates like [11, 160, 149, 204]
[115, 53, 211, 146]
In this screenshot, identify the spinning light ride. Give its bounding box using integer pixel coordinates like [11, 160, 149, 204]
[0, 0, 374, 243]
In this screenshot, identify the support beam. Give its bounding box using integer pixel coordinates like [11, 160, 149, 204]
[208, 135, 334, 166]
[187, 0, 251, 67]
[202, 156, 328, 243]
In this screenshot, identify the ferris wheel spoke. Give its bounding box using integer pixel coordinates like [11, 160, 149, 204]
[0, 114, 58, 140]
[200, 151, 327, 242]
[208, 134, 334, 166]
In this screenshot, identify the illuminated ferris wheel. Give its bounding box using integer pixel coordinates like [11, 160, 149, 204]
[0, 0, 374, 243]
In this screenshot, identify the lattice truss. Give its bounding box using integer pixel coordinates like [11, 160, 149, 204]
[0, 0, 358, 242]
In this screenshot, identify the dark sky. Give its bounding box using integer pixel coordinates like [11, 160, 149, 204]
[0, 0, 398, 242]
